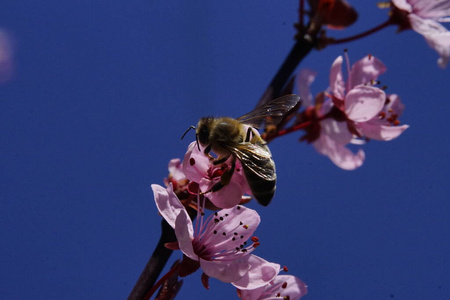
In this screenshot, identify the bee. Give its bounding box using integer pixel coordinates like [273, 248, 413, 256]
[184, 94, 300, 206]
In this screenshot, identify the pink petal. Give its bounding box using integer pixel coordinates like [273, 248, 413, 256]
[200, 256, 250, 284]
[168, 158, 186, 181]
[408, 0, 450, 20]
[174, 209, 197, 260]
[182, 142, 210, 183]
[329, 56, 346, 100]
[152, 183, 186, 229]
[349, 55, 386, 88]
[313, 134, 365, 170]
[296, 69, 317, 107]
[409, 13, 449, 34]
[0, 30, 14, 83]
[320, 118, 353, 145]
[409, 15, 450, 68]
[271, 275, 308, 300]
[231, 255, 280, 290]
[240, 275, 308, 300]
[359, 122, 409, 141]
[239, 286, 265, 300]
[345, 85, 385, 122]
[200, 206, 260, 254]
[199, 174, 245, 209]
[391, 0, 412, 12]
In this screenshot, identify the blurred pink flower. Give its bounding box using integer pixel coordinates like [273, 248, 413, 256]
[182, 141, 252, 209]
[152, 184, 280, 289]
[296, 69, 317, 107]
[239, 274, 308, 300]
[0, 29, 15, 83]
[392, 0, 450, 68]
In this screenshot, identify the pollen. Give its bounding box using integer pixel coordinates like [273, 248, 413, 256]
[243, 224, 249, 229]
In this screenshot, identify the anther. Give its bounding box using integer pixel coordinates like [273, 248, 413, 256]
[189, 158, 195, 166]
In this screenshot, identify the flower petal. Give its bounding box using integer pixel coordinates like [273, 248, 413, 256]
[240, 274, 308, 300]
[391, 0, 412, 13]
[272, 275, 308, 300]
[320, 118, 353, 145]
[152, 183, 186, 229]
[232, 255, 280, 290]
[345, 85, 385, 122]
[200, 206, 261, 254]
[168, 158, 186, 181]
[359, 122, 409, 141]
[296, 69, 317, 107]
[174, 209, 197, 260]
[200, 256, 250, 284]
[182, 141, 210, 183]
[313, 134, 365, 170]
[349, 55, 386, 88]
[409, 0, 450, 20]
[329, 55, 346, 100]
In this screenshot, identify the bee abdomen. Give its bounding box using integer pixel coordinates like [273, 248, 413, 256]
[243, 166, 276, 206]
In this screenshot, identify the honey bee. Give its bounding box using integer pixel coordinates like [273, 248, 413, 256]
[184, 94, 300, 206]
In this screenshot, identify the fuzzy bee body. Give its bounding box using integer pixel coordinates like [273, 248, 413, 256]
[194, 94, 300, 206]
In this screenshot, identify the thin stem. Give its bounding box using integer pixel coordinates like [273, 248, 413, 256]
[327, 19, 392, 45]
[128, 219, 177, 300]
[143, 262, 181, 300]
[257, 35, 315, 107]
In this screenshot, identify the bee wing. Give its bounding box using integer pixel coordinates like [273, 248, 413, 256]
[227, 142, 275, 181]
[236, 94, 300, 128]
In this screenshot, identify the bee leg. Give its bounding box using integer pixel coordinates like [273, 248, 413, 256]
[245, 127, 261, 143]
[245, 127, 252, 142]
[203, 144, 215, 160]
[212, 154, 230, 166]
[200, 156, 236, 195]
[211, 156, 236, 192]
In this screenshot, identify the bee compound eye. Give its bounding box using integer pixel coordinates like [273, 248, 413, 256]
[198, 125, 209, 145]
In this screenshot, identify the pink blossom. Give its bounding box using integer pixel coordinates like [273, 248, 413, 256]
[239, 274, 308, 300]
[152, 184, 280, 289]
[182, 141, 252, 209]
[299, 54, 408, 170]
[392, 0, 450, 68]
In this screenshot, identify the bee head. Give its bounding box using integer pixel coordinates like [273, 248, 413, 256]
[197, 117, 213, 146]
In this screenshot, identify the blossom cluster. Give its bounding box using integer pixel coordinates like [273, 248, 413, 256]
[293, 53, 409, 170]
[152, 141, 308, 299]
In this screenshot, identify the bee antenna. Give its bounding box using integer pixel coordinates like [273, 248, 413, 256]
[181, 125, 196, 140]
[195, 133, 200, 151]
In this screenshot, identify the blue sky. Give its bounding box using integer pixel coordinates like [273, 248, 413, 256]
[1, 1, 449, 299]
